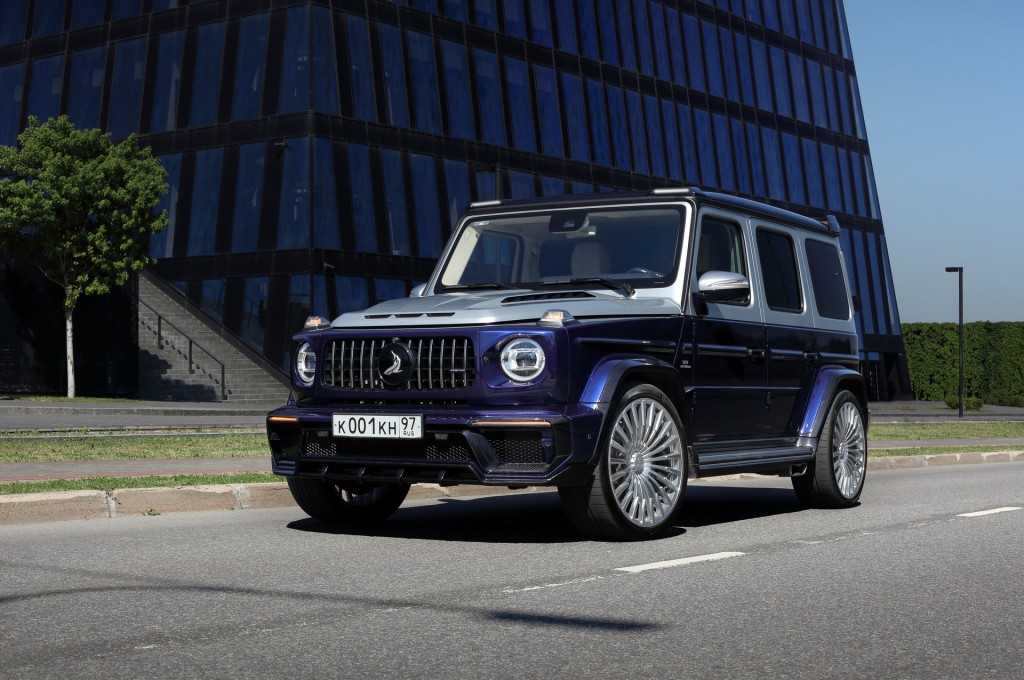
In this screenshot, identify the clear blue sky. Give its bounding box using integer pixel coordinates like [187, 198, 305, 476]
[844, 1, 1024, 323]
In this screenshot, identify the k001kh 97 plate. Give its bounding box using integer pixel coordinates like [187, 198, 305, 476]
[332, 414, 423, 439]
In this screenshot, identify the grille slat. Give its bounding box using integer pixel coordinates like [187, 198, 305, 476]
[323, 337, 475, 391]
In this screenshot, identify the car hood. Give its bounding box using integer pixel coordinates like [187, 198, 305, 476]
[331, 289, 682, 329]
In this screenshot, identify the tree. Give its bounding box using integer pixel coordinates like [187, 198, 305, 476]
[0, 116, 168, 397]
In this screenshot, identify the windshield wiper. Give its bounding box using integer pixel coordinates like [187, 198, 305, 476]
[542, 278, 635, 297]
[442, 282, 511, 291]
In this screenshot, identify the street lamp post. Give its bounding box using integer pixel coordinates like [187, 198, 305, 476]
[945, 266, 964, 418]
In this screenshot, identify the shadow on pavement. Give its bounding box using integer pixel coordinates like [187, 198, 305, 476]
[677, 483, 807, 528]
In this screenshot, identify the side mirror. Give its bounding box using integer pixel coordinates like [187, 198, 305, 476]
[694, 271, 750, 304]
[409, 283, 427, 298]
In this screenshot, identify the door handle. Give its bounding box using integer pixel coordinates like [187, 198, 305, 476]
[803, 351, 820, 362]
[747, 348, 767, 362]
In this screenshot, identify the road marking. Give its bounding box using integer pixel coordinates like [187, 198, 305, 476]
[615, 551, 745, 574]
[957, 506, 1022, 518]
[502, 575, 605, 594]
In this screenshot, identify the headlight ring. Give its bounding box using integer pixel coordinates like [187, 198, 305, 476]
[499, 338, 546, 383]
[296, 342, 317, 386]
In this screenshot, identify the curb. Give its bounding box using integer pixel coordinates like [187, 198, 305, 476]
[2, 451, 1022, 527]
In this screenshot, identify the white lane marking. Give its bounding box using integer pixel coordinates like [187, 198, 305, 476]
[957, 506, 1022, 518]
[615, 551, 746, 574]
[502, 575, 605, 594]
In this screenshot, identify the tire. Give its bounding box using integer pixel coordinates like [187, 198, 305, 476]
[287, 478, 410, 524]
[560, 384, 688, 540]
[793, 390, 867, 508]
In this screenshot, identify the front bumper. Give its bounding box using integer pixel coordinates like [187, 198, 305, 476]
[266, 403, 605, 487]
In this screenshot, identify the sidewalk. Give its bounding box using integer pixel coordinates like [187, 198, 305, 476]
[0, 398, 273, 432]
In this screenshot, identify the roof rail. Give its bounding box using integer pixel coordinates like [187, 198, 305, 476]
[469, 199, 503, 209]
[820, 214, 842, 235]
[649, 186, 702, 196]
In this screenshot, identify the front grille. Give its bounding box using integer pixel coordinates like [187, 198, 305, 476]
[323, 337, 475, 390]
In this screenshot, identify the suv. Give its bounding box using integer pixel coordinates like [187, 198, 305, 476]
[267, 188, 867, 540]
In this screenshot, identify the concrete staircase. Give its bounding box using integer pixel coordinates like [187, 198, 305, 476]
[137, 274, 291, 406]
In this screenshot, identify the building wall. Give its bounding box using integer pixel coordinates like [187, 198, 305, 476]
[0, 0, 908, 398]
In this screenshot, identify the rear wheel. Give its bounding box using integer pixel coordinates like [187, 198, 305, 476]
[793, 390, 867, 508]
[560, 384, 687, 540]
[287, 478, 410, 524]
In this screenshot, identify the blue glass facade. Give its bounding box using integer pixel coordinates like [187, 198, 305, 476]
[0, 0, 907, 398]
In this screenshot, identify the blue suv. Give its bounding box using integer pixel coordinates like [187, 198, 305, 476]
[267, 188, 868, 539]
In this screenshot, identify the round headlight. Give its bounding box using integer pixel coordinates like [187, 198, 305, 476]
[500, 338, 546, 382]
[296, 342, 317, 386]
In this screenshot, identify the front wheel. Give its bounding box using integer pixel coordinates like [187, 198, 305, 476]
[287, 478, 410, 524]
[793, 390, 867, 508]
[560, 384, 688, 540]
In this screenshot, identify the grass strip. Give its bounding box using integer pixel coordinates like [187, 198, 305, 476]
[0, 433, 266, 463]
[869, 421, 1024, 440]
[870, 445, 1023, 457]
[0, 472, 279, 495]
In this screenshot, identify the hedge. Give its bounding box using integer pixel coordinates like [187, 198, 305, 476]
[903, 322, 1024, 408]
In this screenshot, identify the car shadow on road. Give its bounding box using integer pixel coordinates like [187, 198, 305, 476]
[676, 484, 807, 528]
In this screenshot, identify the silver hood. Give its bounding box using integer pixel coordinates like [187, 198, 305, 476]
[332, 289, 682, 329]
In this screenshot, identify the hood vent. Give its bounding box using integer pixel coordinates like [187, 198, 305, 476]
[501, 291, 596, 305]
[364, 312, 456, 319]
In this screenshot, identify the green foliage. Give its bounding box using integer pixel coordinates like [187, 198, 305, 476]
[903, 322, 1024, 408]
[0, 116, 168, 310]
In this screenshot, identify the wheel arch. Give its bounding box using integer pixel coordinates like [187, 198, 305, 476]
[798, 366, 869, 444]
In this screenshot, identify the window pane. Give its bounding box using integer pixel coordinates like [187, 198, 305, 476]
[311, 6, 339, 114]
[68, 46, 107, 130]
[381, 149, 411, 255]
[32, 0, 63, 38]
[789, 52, 810, 123]
[27, 55, 64, 123]
[757, 230, 801, 312]
[864, 154, 882, 219]
[187, 148, 224, 256]
[279, 6, 311, 114]
[644, 94, 665, 177]
[150, 31, 184, 132]
[820, 142, 841, 212]
[554, 0, 578, 54]
[531, 0, 553, 46]
[649, 2, 671, 82]
[313, 138, 340, 249]
[277, 137, 311, 250]
[410, 154, 443, 258]
[802, 137, 824, 208]
[347, 15, 377, 122]
[835, 69, 853, 135]
[880, 235, 902, 334]
[779, 0, 798, 38]
[312, 274, 328, 319]
[682, 14, 705, 92]
[446, 0, 468, 21]
[730, 118, 749, 194]
[379, 24, 409, 127]
[231, 13, 269, 121]
[534, 65, 563, 157]
[693, 108, 717, 187]
[231, 142, 265, 253]
[578, 0, 600, 60]
[374, 278, 407, 302]
[745, 122, 765, 196]
[596, 0, 619, 66]
[781, 132, 804, 204]
[661, 99, 682, 181]
[476, 0, 498, 31]
[189, 22, 225, 127]
[769, 46, 791, 118]
[72, 0, 105, 30]
[149, 153, 182, 259]
[633, 0, 655, 77]
[562, 73, 589, 163]
[866, 233, 888, 333]
[335, 276, 369, 316]
[509, 170, 535, 198]
[200, 279, 226, 323]
[734, 32, 755, 107]
[347, 143, 377, 253]
[712, 113, 734, 190]
[504, 0, 526, 38]
[586, 78, 610, 167]
[665, 7, 686, 87]
[806, 58, 827, 128]
[444, 159, 471, 230]
[678, 104, 699, 184]
[719, 27, 740, 103]
[241, 277, 269, 353]
[407, 30, 441, 133]
[112, 0, 141, 21]
[806, 239, 850, 320]
[0, 0, 26, 46]
[849, 149, 867, 217]
[761, 127, 785, 201]
[750, 38, 772, 112]
[0, 64, 24, 146]
[821, 65, 840, 133]
[108, 38, 148, 138]
[474, 49, 505, 145]
[701, 20, 723, 98]
[506, 58, 536, 152]
[442, 41, 475, 140]
[626, 89, 648, 174]
[606, 84, 630, 171]
[836, 146, 854, 215]
[615, 1, 637, 71]
[697, 218, 746, 280]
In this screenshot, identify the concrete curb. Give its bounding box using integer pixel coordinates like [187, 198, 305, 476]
[2, 451, 1022, 527]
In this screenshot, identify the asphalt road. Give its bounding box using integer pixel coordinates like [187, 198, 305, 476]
[2, 464, 1022, 679]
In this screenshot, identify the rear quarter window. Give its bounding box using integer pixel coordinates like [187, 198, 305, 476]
[805, 239, 851, 320]
[756, 229, 801, 312]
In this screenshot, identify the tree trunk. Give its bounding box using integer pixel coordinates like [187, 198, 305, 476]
[65, 306, 76, 398]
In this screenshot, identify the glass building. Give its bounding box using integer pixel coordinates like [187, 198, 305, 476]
[0, 0, 909, 399]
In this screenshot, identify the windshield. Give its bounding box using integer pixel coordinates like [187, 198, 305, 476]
[437, 206, 684, 291]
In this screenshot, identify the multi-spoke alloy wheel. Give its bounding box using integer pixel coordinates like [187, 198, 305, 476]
[793, 390, 867, 508]
[559, 384, 688, 540]
[607, 397, 685, 527]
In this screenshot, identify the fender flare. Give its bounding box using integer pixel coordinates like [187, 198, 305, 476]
[798, 365, 868, 444]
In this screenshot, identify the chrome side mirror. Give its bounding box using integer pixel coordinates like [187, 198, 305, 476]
[694, 271, 750, 304]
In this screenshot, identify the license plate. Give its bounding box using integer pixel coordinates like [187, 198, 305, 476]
[332, 414, 423, 439]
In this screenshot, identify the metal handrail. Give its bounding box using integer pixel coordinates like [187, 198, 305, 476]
[137, 297, 227, 400]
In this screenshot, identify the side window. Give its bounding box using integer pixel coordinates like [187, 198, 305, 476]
[756, 228, 802, 312]
[696, 218, 747, 278]
[806, 239, 851, 319]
